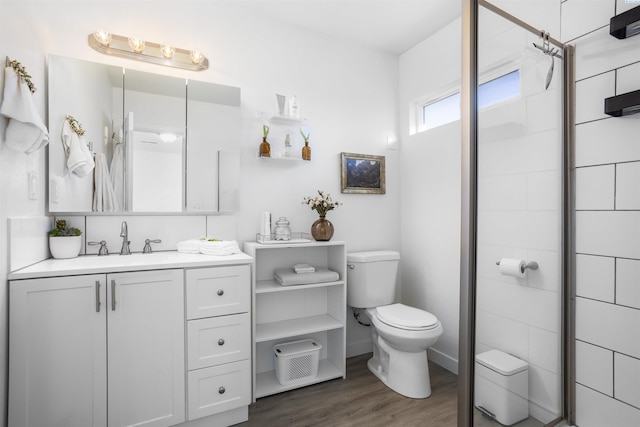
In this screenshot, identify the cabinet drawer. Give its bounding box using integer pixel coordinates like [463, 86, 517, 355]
[187, 359, 251, 421]
[187, 313, 250, 370]
[186, 266, 250, 319]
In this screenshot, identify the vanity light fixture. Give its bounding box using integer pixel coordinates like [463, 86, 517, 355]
[604, 89, 640, 117]
[88, 31, 209, 71]
[610, 5, 640, 39]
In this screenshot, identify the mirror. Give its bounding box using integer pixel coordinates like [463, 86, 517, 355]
[47, 55, 241, 214]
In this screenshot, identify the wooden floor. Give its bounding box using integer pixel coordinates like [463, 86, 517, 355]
[238, 353, 459, 427]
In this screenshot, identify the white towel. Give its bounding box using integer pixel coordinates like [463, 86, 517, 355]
[62, 119, 94, 177]
[294, 263, 316, 273]
[177, 239, 202, 254]
[0, 66, 49, 154]
[93, 153, 119, 212]
[110, 137, 124, 209]
[199, 240, 241, 256]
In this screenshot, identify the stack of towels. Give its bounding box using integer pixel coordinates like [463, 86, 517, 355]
[273, 264, 340, 286]
[177, 239, 241, 256]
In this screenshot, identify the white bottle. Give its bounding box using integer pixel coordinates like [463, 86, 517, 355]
[288, 95, 299, 119]
[284, 134, 291, 157]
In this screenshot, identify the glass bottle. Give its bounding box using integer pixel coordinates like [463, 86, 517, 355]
[274, 217, 292, 241]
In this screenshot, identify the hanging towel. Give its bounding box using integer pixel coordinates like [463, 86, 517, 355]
[0, 66, 49, 154]
[110, 138, 125, 208]
[93, 153, 119, 212]
[62, 119, 94, 177]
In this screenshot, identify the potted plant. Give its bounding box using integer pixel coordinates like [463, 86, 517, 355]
[48, 219, 82, 259]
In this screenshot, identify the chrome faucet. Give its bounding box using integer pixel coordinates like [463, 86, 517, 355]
[119, 221, 131, 255]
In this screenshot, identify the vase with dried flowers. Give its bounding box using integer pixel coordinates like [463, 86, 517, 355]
[260, 124, 271, 157]
[300, 128, 311, 161]
[302, 190, 340, 241]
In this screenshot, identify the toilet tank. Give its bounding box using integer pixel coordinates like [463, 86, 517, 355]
[346, 251, 400, 308]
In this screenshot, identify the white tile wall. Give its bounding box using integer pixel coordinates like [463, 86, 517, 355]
[617, 258, 640, 309]
[529, 326, 561, 374]
[614, 352, 640, 408]
[565, 0, 640, 423]
[561, 0, 613, 42]
[616, 162, 640, 209]
[617, 0, 640, 14]
[575, 340, 613, 395]
[528, 171, 561, 211]
[574, 26, 640, 81]
[576, 297, 640, 359]
[8, 217, 52, 271]
[575, 71, 615, 124]
[575, 165, 615, 210]
[576, 211, 640, 258]
[576, 254, 615, 302]
[576, 384, 640, 427]
[617, 61, 640, 94]
[575, 116, 640, 167]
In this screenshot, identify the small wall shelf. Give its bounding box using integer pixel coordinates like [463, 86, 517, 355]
[269, 115, 305, 124]
[604, 89, 640, 117]
[610, 5, 640, 39]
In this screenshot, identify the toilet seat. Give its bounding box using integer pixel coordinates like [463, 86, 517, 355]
[376, 303, 439, 331]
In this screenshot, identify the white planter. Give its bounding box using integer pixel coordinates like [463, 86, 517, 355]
[49, 235, 82, 259]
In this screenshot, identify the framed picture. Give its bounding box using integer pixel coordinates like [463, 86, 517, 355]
[340, 152, 386, 194]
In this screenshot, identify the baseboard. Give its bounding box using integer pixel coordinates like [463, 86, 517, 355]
[428, 347, 458, 375]
[346, 339, 372, 358]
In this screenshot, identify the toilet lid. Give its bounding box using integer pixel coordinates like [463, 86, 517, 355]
[376, 303, 439, 330]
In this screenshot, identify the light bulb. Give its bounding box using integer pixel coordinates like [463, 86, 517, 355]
[160, 44, 175, 59]
[190, 50, 204, 65]
[93, 29, 112, 47]
[128, 37, 145, 53]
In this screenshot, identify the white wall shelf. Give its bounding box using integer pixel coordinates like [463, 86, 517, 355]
[244, 241, 346, 400]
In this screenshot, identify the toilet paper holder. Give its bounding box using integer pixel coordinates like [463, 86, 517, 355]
[495, 260, 539, 271]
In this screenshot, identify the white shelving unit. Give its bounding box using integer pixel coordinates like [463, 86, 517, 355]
[243, 241, 346, 400]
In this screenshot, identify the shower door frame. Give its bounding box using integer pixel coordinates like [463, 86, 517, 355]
[459, 1, 576, 426]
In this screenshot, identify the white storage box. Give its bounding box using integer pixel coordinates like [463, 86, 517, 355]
[274, 339, 322, 386]
[475, 349, 529, 426]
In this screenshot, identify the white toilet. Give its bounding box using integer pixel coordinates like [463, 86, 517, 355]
[347, 250, 443, 399]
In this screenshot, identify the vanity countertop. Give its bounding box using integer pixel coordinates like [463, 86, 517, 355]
[8, 251, 253, 280]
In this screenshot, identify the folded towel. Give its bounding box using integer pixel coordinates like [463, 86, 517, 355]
[0, 66, 49, 154]
[93, 153, 119, 212]
[294, 263, 316, 273]
[199, 240, 241, 256]
[273, 267, 340, 286]
[62, 119, 94, 177]
[177, 239, 201, 254]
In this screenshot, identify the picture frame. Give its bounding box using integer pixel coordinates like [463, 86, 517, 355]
[340, 152, 386, 194]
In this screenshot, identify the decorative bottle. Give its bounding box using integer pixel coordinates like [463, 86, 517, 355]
[302, 141, 311, 161]
[289, 95, 299, 119]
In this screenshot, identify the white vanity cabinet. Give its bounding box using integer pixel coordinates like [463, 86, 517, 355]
[9, 269, 185, 427]
[185, 266, 251, 421]
[8, 251, 254, 427]
[243, 241, 347, 400]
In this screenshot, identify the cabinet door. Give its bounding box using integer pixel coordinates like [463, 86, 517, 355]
[186, 265, 250, 319]
[9, 275, 107, 427]
[106, 270, 185, 427]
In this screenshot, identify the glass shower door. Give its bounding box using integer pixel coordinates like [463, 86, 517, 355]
[473, 3, 564, 426]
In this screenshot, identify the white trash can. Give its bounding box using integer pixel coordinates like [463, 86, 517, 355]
[475, 349, 529, 426]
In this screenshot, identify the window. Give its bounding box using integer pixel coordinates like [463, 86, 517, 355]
[418, 69, 520, 132]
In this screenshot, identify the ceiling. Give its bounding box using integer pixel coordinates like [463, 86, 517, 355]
[246, 0, 462, 55]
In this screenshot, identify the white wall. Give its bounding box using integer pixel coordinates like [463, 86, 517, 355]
[0, 0, 401, 421]
[563, 1, 640, 426]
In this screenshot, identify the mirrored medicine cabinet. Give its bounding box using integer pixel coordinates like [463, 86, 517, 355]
[47, 54, 241, 214]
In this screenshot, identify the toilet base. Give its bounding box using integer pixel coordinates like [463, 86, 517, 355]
[368, 335, 432, 399]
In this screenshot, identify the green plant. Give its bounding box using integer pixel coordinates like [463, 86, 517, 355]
[300, 127, 310, 143]
[263, 124, 269, 138]
[48, 219, 82, 237]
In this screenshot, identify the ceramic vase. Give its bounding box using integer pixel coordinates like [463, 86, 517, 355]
[311, 216, 333, 241]
[49, 235, 82, 259]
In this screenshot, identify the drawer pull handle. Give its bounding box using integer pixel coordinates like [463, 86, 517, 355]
[218, 386, 226, 394]
[217, 289, 224, 296]
[218, 339, 225, 346]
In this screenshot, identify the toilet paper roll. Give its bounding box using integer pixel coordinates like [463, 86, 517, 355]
[498, 258, 526, 278]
